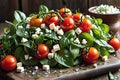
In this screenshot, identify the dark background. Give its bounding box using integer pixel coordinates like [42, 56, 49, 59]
[0, 0, 120, 22]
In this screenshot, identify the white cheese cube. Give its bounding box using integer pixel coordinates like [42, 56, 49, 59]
[53, 44, 60, 52]
[26, 17, 32, 23]
[35, 28, 41, 34]
[48, 53, 54, 59]
[16, 66, 24, 73]
[24, 55, 29, 60]
[102, 56, 108, 62]
[57, 29, 64, 36]
[41, 23, 46, 28]
[21, 38, 28, 43]
[46, 29, 52, 33]
[49, 23, 55, 30]
[26, 24, 30, 29]
[74, 38, 80, 44]
[18, 26, 23, 29]
[82, 39, 87, 45]
[75, 28, 82, 35]
[35, 66, 39, 70]
[58, 36, 62, 39]
[32, 34, 38, 39]
[29, 56, 32, 60]
[54, 26, 60, 32]
[42, 65, 50, 71]
[93, 63, 97, 68]
[17, 62, 22, 67]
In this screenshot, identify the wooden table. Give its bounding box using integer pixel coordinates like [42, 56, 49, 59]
[1, 23, 120, 80]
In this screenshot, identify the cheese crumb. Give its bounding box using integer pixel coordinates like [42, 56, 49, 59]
[43, 65, 50, 71]
[16, 66, 24, 73]
[75, 28, 82, 35]
[41, 23, 46, 28]
[82, 39, 87, 44]
[93, 63, 97, 68]
[53, 44, 60, 52]
[32, 34, 38, 39]
[48, 53, 54, 59]
[21, 38, 28, 43]
[49, 23, 55, 30]
[18, 26, 23, 29]
[17, 62, 22, 67]
[102, 55, 108, 62]
[57, 29, 64, 36]
[24, 55, 29, 60]
[74, 38, 80, 44]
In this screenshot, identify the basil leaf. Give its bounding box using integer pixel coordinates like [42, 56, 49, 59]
[100, 47, 110, 57]
[96, 18, 103, 25]
[78, 33, 94, 47]
[100, 24, 109, 34]
[45, 32, 58, 40]
[54, 49, 74, 67]
[14, 10, 26, 22]
[64, 30, 76, 40]
[92, 29, 101, 39]
[59, 37, 70, 49]
[39, 5, 48, 13]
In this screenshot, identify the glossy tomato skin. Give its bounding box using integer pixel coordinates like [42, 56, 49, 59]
[73, 13, 83, 25]
[30, 16, 43, 27]
[1, 55, 17, 71]
[59, 8, 72, 18]
[35, 44, 49, 60]
[109, 37, 120, 51]
[60, 17, 74, 31]
[44, 14, 59, 26]
[82, 47, 99, 64]
[79, 18, 92, 32]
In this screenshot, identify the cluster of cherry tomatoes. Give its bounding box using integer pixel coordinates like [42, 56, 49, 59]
[0, 7, 120, 72]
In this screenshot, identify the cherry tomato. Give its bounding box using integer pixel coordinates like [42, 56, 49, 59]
[59, 8, 72, 18]
[73, 13, 84, 25]
[1, 55, 17, 71]
[30, 16, 43, 27]
[60, 17, 74, 31]
[79, 18, 92, 32]
[82, 47, 99, 64]
[44, 13, 59, 26]
[35, 44, 49, 60]
[109, 37, 120, 51]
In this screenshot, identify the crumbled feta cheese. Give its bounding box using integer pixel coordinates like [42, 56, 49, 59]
[8, 36, 12, 38]
[53, 44, 60, 52]
[18, 26, 23, 29]
[93, 63, 97, 68]
[17, 62, 22, 67]
[82, 39, 87, 45]
[24, 55, 29, 60]
[41, 23, 46, 28]
[51, 49, 55, 53]
[49, 23, 55, 30]
[57, 29, 64, 36]
[35, 66, 39, 70]
[42, 65, 50, 71]
[21, 38, 28, 43]
[32, 34, 38, 39]
[26, 17, 32, 23]
[75, 28, 82, 35]
[26, 24, 30, 29]
[29, 56, 32, 60]
[16, 66, 24, 73]
[102, 55, 108, 62]
[74, 38, 80, 44]
[54, 26, 60, 32]
[48, 53, 54, 59]
[35, 28, 41, 34]
[58, 36, 62, 39]
[46, 29, 52, 33]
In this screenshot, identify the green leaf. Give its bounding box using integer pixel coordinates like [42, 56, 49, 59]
[14, 10, 26, 22]
[78, 33, 94, 47]
[39, 5, 49, 13]
[40, 58, 57, 67]
[35, 35, 44, 45]
[100, 47, 110, 57]
[19, 42, 31, 48]
[92, 29, 101, 39]
[59, 37, 70, 49]
[69, 45, 80, 59]
[96, 18, 103, 25]
[64, 30, 76, 40]
[14, 47, 25, 61]
[108, 72, 116, 80]
[45, 32, 59, 40]
[100, 24, 109, 34]
[54, 49, 74, 67]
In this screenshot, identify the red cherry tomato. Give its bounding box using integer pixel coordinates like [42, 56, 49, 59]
[1, 55, 17, 71]
[82, 47, 99, 64]
[79, 18, 92, 32]
[60, 17, 74, 31]
[35, 44, 49, 60]
[59, 8, 72, 18]
[109, 37, 120, 51]
[44, 13, 59, 26]
[30, 16, 43, 27]
[73, 13, 84, 25]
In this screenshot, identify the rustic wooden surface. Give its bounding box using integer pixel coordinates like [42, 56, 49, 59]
[1, 23, 120, 80]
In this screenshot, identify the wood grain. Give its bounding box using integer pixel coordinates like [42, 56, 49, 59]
[0, 0, 19, 22]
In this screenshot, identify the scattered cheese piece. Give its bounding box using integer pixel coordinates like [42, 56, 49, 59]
[75, 28, 82, 35]
[102, 55, 108, 62]
[82, 39, 87, 45]
[17, 62, 22, 67]
[53, 44, 60, 52]
[24, 55, 29, 60]
[18, 26, 23, 29]
[74, 38, 80, 44]
[49, 23, 55, 30]
[21, 38, 28, 43]
[32, 34, 38, 39]
[42, 65, 50, 71]
[57, 29, 64, 36]
[16, 66, 24, 73]
[93, 63, 97, 68]
[48, 53, 54, 59]
[41, 23, 46, 28]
